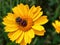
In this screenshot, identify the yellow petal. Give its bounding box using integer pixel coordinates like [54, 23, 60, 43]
[20, 39, 27, 45]
[56, 28, 60, 33]
[4, 26, 18, 32]
[19, 3, 25, 13]
[8, 30, 22, 41]
[23, 5, 29, 15]
[12, 5, 23, 17]
[32, 6, 42, 19]
[52, 22, 60, 33]
[12, 7, 20, 16]
[52, 23, 56, 28]
[8, 32, 14, 39]
[29, 5, 35, 13]
[19, 3, 29, 16]
[31, 6, 37, 14]
[28, 6, 42, 19]
[55, 20, 60, 25]
[55, 20, 59, 24]
[34, 16, 48, 25]
[6, 13, 16, 21]
[28, 5, 35, 18]
[33, 11, 43, 21]
[27, 29, 35, 38]
[3, 18, 14, 26]
[34, 30, 46, 36]
[15, 4, 29, 17]
[25, 5, 29, 11]
[16, 32, 24, 43]
[32, 24, 44, 31]
[3, 13, 16, 26]
[3, 17, 17, 26]
[24, 32, 32, 44]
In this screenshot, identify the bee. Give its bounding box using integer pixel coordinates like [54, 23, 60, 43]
[16, 17, 27, 27]
[16, 17, 22, 23]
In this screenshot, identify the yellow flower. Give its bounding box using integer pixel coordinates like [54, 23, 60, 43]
[52, 20, 60, 33]
[3, 3, 48, 45]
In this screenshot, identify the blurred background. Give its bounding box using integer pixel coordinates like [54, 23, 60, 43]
[0, 0, 60, 45]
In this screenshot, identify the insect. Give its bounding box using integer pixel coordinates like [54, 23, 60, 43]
[16, 17, 27, 27]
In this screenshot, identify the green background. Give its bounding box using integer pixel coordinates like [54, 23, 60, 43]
[0, 0, 60, 45]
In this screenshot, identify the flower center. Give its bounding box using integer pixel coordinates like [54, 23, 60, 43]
[16, 16, 33, 32]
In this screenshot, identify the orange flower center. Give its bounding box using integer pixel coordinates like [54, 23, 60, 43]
[16, 16, 33, 32]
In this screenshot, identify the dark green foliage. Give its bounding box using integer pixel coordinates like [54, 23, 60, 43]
[0, 0, 60, 45]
